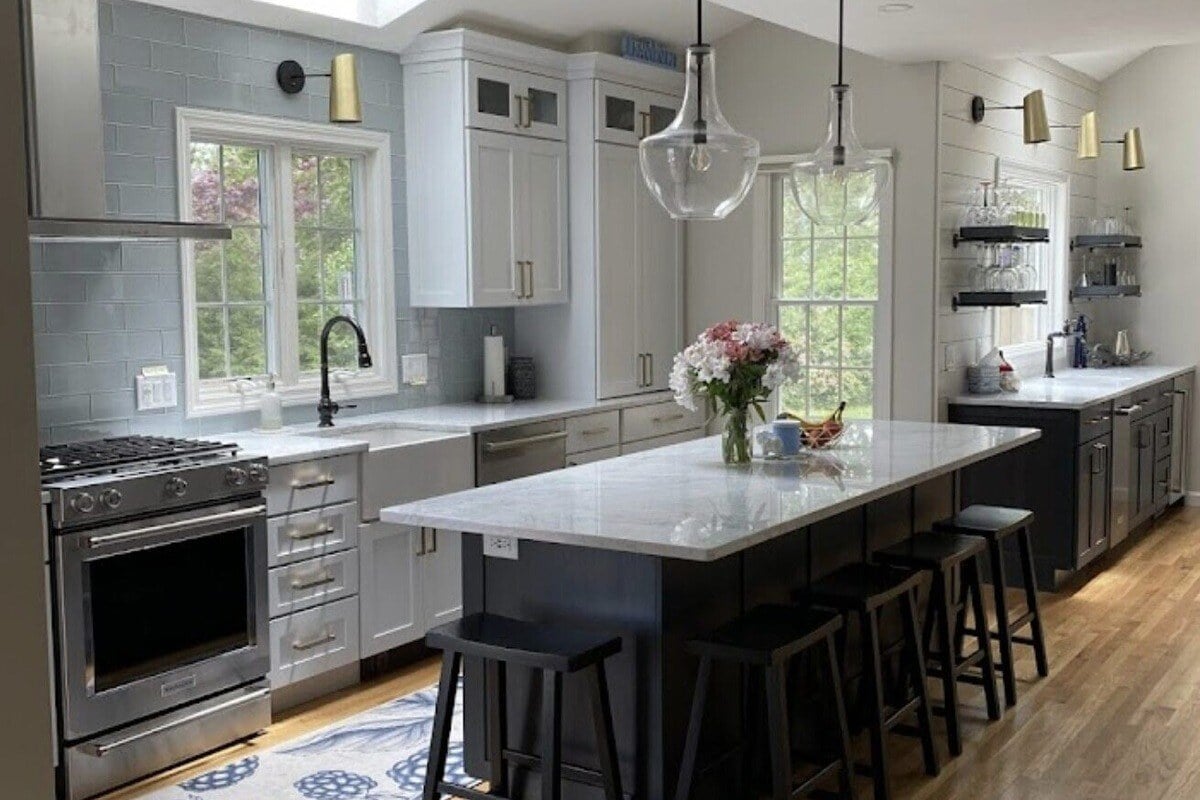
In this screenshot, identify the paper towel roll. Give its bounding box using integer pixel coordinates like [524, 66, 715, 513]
[483, 330, 506, 398]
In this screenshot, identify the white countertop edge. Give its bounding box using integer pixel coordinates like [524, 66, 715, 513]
[380, 427, 1042, 562]
[229, 432, 369, 466]
[950, 365, 1195, 410]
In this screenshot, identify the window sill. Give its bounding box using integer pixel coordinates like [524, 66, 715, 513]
[187, 374, 400, 419]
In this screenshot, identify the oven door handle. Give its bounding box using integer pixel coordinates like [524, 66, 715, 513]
[84, 505, 266, 549]
[80, 685, 271, 757]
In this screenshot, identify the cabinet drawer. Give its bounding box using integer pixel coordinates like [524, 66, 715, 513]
[267, 501, 359, 567]
[566, 445, 621, 467]
[566, 411, 620, 454]
[269, 596, 359, 689]
[268, 549, 359, 618]
[267, 455, 358, 516]
[1078, 401, 1113, 443]
[620, 428, 704, 455]
[621, 400, 705, 444]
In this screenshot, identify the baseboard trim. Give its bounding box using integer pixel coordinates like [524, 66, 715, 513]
[1186, 491, 1200, 507]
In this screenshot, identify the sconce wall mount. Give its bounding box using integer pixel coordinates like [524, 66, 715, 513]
[970, 91, 1050, 144]
[275, 54, 362, 124]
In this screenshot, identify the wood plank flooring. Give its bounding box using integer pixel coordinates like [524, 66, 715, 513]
[109, 506, 1200, 800]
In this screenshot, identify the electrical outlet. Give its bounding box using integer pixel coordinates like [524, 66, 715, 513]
[402, 353, 428, 385]
[135, 367, 178, 411]
[483, 535, 519, 560]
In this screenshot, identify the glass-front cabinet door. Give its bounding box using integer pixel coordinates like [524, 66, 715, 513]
[595, 81, 681, 146]
[466, 61, 565, 141]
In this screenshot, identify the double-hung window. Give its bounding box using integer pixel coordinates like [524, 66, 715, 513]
[177, 108, 396, 415]
[762, 158, 894, 420]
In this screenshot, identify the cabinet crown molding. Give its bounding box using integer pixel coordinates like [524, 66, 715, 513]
[566, 52, 684, 97]
[401, 28, 568, 78]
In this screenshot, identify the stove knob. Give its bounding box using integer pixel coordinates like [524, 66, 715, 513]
[248, 464, 268, 485]
[226, 466, 249, 487]
[70, 492, 96, 514]
[164, 476, 189, 498]
[99, 488, 123, 510]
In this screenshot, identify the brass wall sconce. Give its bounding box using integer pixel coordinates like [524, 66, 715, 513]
[971, 90, 1050, 144]
[276, 53, 362, 124]
[1062, 111, 1145, 170]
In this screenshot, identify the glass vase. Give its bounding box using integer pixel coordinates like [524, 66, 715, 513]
[722, 407, 753, 465]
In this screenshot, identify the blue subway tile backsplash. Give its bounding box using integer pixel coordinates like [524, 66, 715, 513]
[35, 0, 513, 444]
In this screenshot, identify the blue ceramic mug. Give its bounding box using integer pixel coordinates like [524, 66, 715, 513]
[772, 419, 804, 456]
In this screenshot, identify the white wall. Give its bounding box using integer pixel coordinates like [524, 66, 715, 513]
[1098, 44, 1200, 495]
[687, 20, 939, 422]
[935, 57, 1100, 413]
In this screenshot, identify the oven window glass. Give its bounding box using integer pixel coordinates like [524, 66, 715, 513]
[88, 529, 251, 692]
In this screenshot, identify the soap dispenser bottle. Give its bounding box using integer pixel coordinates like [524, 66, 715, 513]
[260, 373, 283, 431]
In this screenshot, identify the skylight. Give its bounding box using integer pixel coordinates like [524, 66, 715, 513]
[251, 0, 424, 27]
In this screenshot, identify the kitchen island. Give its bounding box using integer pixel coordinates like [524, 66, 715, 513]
[383, 420, 1039, 800]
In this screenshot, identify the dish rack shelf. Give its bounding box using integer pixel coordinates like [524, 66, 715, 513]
[952, 290, 1048, 312]
[1070, 285, 1142, 301]
[953, 226, 1050, 248]
[1070, 234, 1142, 251]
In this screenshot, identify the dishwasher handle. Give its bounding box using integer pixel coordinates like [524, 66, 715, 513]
[483, 430, 569, 453]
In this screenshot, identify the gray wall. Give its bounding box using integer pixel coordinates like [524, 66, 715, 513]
[35, 0, 512, 443]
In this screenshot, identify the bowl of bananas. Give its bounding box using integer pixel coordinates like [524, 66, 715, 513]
[777, 401, 846, 450]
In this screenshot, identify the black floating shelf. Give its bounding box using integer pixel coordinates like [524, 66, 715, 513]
[954, 226, 1051, 248]
[1070, 234, 1142, 251]
[1070, 284, 1142, 300]
[952, 290, 1048, 311]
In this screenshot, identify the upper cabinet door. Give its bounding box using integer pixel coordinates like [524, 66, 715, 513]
[467, 130, 522, 306]
[521, 138, 568, 305]
[596, 144, 643, 399]
[643, 89, 681, 137]
[595, 81, 682, 146]
[466, 61, 566, 141]
[636, 159, 684, 391]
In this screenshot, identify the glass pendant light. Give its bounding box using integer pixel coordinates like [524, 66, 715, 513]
[790, 0, 891, 228]
[639, 0, 760, 220]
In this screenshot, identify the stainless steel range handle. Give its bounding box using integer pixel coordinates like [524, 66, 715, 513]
[84, 505, 266, 549]
[81, 686, 270, 757]
[482, 431, 568, 453]
[287, 524, 337, 541]
[292, 630, 337, 651]
[291, 476, 335, 490]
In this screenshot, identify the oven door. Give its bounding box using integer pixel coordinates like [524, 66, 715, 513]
[56, 498, 269, 741]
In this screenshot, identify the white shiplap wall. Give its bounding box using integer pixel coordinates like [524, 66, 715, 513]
[936, 56, 1099, 413]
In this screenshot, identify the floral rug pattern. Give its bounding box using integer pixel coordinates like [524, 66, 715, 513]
[143, 682, 469, 800]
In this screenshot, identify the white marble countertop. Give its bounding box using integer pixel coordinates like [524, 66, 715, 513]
[381, 420, 1040, 562]
[951, 365, 1195, 410]
[227, 430, 368, 466]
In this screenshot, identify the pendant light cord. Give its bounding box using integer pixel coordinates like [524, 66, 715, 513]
[697, 0, 703, 45]
[834, 0, 846, 158]
[693, 0, 707, 139]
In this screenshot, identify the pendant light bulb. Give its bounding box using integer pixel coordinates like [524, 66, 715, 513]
[639, 2, 760, 221]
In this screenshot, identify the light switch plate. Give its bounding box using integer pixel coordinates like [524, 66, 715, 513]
[483, 535, 519, 560]
[135, 367, 178, 411]
[402, 353, 428, 386]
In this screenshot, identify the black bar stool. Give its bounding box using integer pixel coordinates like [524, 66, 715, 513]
[874, 533, 1001, 756]
[675, 604, 855, 800]
[424, 613, 625, 800]
[805, 564, 938, 800]
[934, 505, 1049, 707]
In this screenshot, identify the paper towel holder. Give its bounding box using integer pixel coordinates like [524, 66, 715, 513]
[478, 323, 515, 404]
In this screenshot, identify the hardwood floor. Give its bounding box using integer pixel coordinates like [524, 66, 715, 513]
[109, 506, 1200, 800]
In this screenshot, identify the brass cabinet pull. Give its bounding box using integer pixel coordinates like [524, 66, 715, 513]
[287, 524, 336, 541]
[514, 94, 525, 128]
[290, 571, 335, 591]
[580, 427, 611, 436]
[636, 354, 645, 387]
[653, 413, 686, 424]
[292, 630, 336, 651]
[514, 262, 524, 298]
[639, 111, 651, 139]
[416, 527, 428, 556]
[647, 353, 654, 385]
[524, 261, 534, 298]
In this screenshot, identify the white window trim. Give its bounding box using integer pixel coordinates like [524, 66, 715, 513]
[752, 151, 895, 420]
[990, 156, 1072, 361]
[176, 107, 397, 417]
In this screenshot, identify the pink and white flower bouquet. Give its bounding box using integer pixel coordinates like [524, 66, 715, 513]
[669, 320, 801, 464]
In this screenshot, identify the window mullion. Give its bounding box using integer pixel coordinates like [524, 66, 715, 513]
[275, 144, 301, 388]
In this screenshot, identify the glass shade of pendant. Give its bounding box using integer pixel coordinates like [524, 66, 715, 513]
[639, 45, 760, 220]
[790, 84, 891, 228]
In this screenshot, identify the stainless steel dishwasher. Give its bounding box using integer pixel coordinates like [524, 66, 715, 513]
[475, 419, 567, 486]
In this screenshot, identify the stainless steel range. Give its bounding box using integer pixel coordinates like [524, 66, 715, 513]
[42, 436, 271, 800]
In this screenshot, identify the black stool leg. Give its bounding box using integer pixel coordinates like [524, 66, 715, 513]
[903, 588, 939, 777]
[424, 650, 463, 800]
[987, 537, 1018, 708]
[674, 656, 711, 800]
[862, 609, 891, 800]
[1017, 526, 1050, 677]
[824, 634, 856, 800]
[763, 662, 794, 800]
[964, 555, 1001, 721]
[586, 662, 624, 800]
[486, 660, 508, 796]
[541, 669, 563, 800]
[932, 571, 962, 757]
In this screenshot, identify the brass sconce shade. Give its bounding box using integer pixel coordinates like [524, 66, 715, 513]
[275, 54, 362, 124]
[970, 90, 1049, 144]
[1077, 110, 1100, 159]
[1123, 127, 1145, 171]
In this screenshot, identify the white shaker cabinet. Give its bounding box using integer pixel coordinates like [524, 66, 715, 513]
[403, 30, 568, 308]
[594, 80, 680, 147]
[358, 522, 422, 657]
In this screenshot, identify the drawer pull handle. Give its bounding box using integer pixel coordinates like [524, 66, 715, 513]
[292, 630, 337, 651]
[483, 431, 568, 453]
[287, 524, 337, 541]
[652, 413, 686, 424]
[579, 427, 611, 436]
[292, 476, 335, 490]
[1163, 391, 1175, 398]
[290, 572, 335, 591]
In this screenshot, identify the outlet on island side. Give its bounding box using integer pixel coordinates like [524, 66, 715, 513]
[483, 535, 519, 560]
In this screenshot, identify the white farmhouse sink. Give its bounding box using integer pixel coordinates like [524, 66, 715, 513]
[315, 423, 474, 519]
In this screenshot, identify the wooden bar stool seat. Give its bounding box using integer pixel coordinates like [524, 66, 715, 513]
[934, 505, 1049, 708]
[804, 564, 939, 800]
[874, 533, 1001, 757]
[423, 613, 625, 800]
[675, 604, 856, 800]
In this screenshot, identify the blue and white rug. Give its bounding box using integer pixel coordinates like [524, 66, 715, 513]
[144, 682, 469, 800]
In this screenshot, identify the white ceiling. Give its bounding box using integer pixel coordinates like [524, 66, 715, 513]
[1052, 48, 1152, 81]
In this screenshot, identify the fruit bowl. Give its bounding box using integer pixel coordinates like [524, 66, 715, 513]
[778, 401, 847, 450]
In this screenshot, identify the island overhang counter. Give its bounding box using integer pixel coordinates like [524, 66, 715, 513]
[382, 420, 1040, 800]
